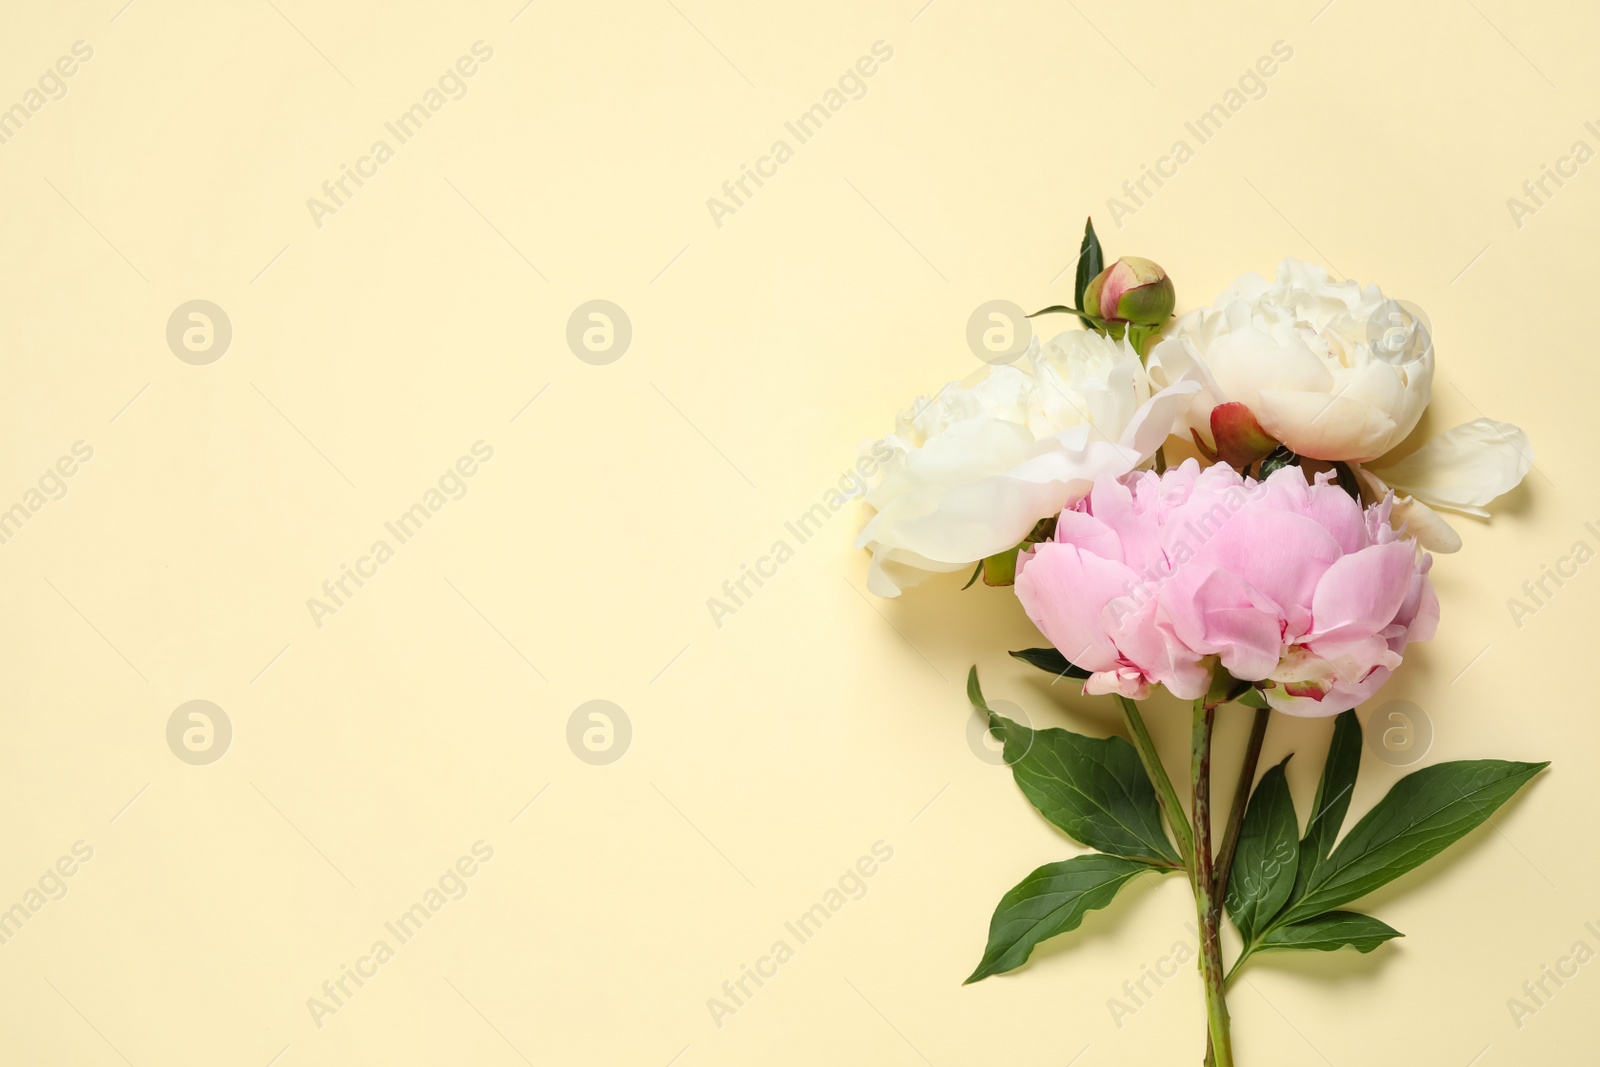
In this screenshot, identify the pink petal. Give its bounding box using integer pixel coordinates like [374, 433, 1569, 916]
[1190, 508, 1342, 633]
[1052, 509, 1125, 563]
[1112, 597, 1210, 699]
[1308, 542, 1419, 654]
[1014, 542, 1137, 672]
[1161, 566, 1283, 681]
[1300, 479, 1369, 555]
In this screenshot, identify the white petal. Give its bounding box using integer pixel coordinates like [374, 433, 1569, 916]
[1394, 496, 1464, 553]
[1118, 378, 1202, 458]
[1252, 387, 1398, 462]
[1205, 326, 1333, 412]
[1367, 419, 1533, 514]
[865, 546, 966, 597]
[856, 331, 1193, 595]
[1146, 334, 1220, 446]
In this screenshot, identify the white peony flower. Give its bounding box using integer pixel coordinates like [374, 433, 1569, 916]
[1148, 259, 1531, 552]
[1149, 259, 1433, 463]
[856, 329, 1197, 596]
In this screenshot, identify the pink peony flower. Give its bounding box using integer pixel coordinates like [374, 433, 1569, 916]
[1014, 459, 1438, 715]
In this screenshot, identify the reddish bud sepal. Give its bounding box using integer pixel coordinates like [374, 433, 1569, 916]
[1210, 402, 1279, 468]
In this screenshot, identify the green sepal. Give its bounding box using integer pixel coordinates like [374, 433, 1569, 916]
[982, 545, 1020, 586]
[1258, 445, 1298, 479]
[1008, 648, 1091, 680]
[1074, 217, 1105, 330]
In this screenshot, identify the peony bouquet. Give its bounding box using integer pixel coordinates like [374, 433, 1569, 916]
[856, 220, 1545, 1064]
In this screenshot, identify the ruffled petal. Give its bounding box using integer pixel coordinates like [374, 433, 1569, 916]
[1159, 566, 1283, 681]
[1351, 465, 1463, 553]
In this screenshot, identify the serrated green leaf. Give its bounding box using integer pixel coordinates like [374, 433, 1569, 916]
[1074, 217, 1104, 330]
[966, 854, 1154, 982]
[1224, 757, 1299, 944]
[1280, 759, 1548, 925]
[1257, 911, 1402, 955]
[1008, 648, 1091, 680]
[967, 669, 1178, 865]
[1289, 710, 1362, 909]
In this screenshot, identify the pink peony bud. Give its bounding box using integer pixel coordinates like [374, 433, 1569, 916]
[1013, 460, 1437, 716]
[1083, 257, 1175, 326]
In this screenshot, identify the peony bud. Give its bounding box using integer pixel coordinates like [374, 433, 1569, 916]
[1210, 402, 1279, 467]
[1083, 257, 1175, 325]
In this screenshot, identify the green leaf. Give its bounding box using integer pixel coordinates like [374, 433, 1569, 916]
[1008, 648, 1091, 680]
[967, 669, 1178, 865]
[1290, 710, 1362, 908]
[966, 854, 1154, 982]
[1280, 759, 1548, 925]
[1224, 757, 1299, 944]
[1302, 711, 1362, 860]
[1256, 911, 1402, 955]
[960, 561, 983, 590]
[1027, 304, 1086, 319]
[1074, 217, 1104, 330]
[966, 666, 988, 711]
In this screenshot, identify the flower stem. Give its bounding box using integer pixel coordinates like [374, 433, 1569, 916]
[1115, 694, 1193, 869]
[1191, 700, 1234, 1067]
[1208, 704, 1270, 1063]
[1213, 705, 1271, 899]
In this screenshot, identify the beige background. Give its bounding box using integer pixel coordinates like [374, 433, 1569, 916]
[0, 0, 1591, 1063]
